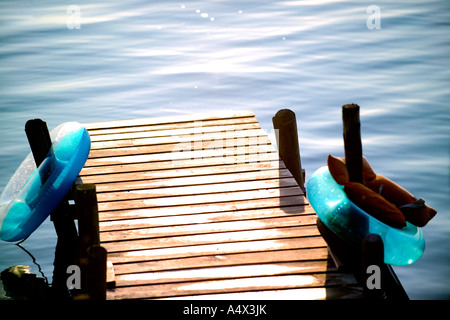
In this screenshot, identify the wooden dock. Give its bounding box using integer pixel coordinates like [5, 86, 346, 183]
[78, 110, 364, 300]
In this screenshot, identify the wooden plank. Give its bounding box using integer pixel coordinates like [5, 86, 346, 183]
[101, 225, 320, 253]
[107, 236, 327, 264]
[90, 127, 265, 150]
[80, 153, 282, 177]
[88, 135, 271, 159]
[84, 144, 276, 167]
[114, 259, 332, 286]
[160, 286, 364, 300]
[113, 247, 329, 276]
[107, 261, 116, 287]
[100, 215, 317, 242]
[107, 272, 358, 300]
[99, 205, 316, 232]
[83, 109, 256, 130]
[89, 166, 291, 192]
[97, 186, 306, 212]
[89, 123, 262, 144]
[98, 195, 308, 221]
[96, 177, 299, 202]
[87, 116, 259, 137]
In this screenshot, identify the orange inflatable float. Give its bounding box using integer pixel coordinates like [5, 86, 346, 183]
[327, 155, 437, 228]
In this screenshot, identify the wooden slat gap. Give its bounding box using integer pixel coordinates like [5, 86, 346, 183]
[94, 175, 297, 196]
[80, 158, 283, 178]
[97, 195, 308, 221]
[83, 165, 287, 187]
[100, 226, 320, 254]
[99, 215, 318, 243]
[83, 146, 277, 166]
[95, 185, 303, 205]
[98, 211, 318, 233]
[101, 223, 319, 245]
[86, 117, 259, 137]
[110, 242, 329, 268]
[87, 135, 272, 159]
[84, 111, 256, 131]
[88, 124, 263, 145]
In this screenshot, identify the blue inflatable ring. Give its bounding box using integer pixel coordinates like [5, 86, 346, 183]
[306, 166, 425, 266]
[0, 122, 91, 242]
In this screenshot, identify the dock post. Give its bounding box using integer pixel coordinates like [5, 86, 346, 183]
[340, 106, 409, 300]
[272, 109, 305, 192]
[25, 119, 78, 298]
[76, 183, 106, 300]
[342, 104, 364, 184]
[362, 235, 409, 300]
[25, 119, 52, 181]
[87, 245, 107, 300]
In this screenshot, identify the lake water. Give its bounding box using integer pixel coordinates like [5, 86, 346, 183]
[0, 0, 449, 300]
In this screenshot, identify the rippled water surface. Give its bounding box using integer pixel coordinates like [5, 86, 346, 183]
[0, 0, 449, 299]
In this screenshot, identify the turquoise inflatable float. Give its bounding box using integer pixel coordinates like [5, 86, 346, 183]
[0, 122, 90, 242]
[306, 166, 425, 266]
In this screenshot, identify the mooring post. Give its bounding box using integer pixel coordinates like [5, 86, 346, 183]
[272, 109, 305, 192]
[342, 104, 364, 184]
[25, 119, 78, 298]
[76, 184, 100, 252]
[87, 245, 107, 300]
[25, 119, 53, 184]
[76, 183, 106, 300]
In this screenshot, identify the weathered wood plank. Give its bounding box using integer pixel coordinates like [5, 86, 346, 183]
[101, 225, 320, 253]
[107, 272, 358, 300]
[84, 109, 256, 130]
[84, 144, 276, 167]
[88, 135, 272, 161]
[87, 116, 259, 137]
[159, 286, 364, 300]
[89, 123, 263, 144]
[96, 177, 299, 202]
[98, 195, 308, 221]
[97, 186, 306, 212]
[90, 127, 265, 150]
[91, 167, 292, 193]
[81, 160, 285, 185]
[99, 205, 316, 232]
[107, 236, 327, 264]
[113, 247, 329, 276]
[114, 259, 332, 286]
[80, 154, 282, 177]
[100, 215, 317, 242]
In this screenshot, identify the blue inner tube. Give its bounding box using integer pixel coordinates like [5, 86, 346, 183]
[306, 166, 425, 266]
[0, 122, 91, 242]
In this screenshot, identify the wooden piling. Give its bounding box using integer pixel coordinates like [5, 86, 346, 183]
[75, 183, 106, 300]
[76, 184, 100, 252]
[342, 104, 364, 184]
[272, 109, 305, 191]
[25, 119, 52, 171]
[87, 245, 107, 300]
[340, 105, 409, 300]
[24, 119, 78, 298]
